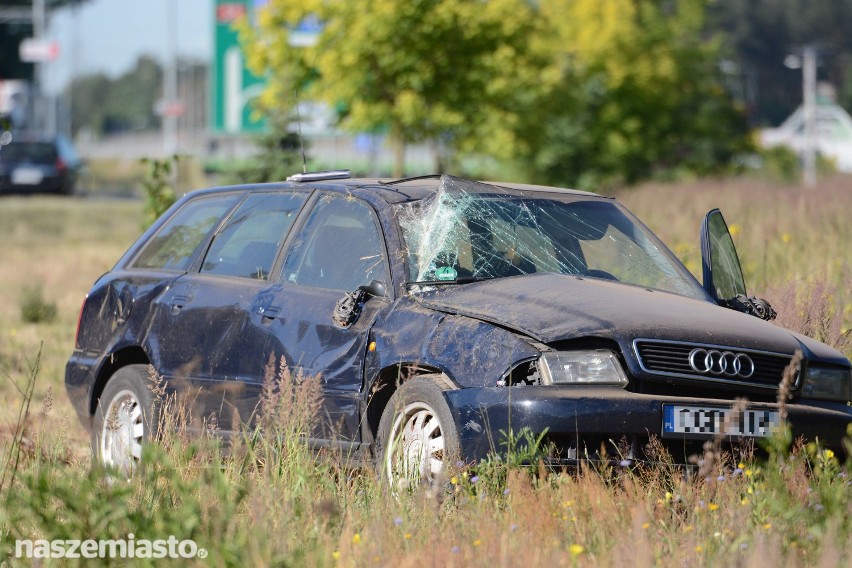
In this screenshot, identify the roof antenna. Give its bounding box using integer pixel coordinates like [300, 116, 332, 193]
[294, 90, 307, 174]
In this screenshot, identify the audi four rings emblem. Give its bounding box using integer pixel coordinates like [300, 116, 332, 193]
[688, 348, 755, 378]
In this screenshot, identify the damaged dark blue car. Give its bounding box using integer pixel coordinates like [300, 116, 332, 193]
[66, 172, 852, 483]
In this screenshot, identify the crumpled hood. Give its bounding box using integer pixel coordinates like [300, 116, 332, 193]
[414, 273, 848, 363]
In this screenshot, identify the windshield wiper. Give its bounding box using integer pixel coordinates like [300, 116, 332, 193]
[405, 276, 494, 287]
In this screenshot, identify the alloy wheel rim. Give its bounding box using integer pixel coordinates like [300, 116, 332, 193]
[385, 401, 445, 491]
[100, 389, 144, 475]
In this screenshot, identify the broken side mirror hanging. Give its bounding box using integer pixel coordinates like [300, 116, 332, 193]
[332, 280, 387, 328]
[700, 209, 776, 321]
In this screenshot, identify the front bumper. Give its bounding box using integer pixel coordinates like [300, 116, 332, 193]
[445, 385, 852, 464]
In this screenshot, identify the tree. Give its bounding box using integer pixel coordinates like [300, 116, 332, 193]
[240, 0, 546, 176]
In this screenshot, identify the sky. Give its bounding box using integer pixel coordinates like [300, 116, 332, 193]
[42, 0, 213, 94]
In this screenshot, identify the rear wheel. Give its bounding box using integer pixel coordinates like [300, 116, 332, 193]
[91, 365, 158, 476]
[376, 375, 459, 493]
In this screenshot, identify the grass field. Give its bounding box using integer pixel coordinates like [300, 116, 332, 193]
[0, 175, 850, 566]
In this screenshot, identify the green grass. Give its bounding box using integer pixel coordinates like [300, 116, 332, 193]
[0, 175, 850, 566]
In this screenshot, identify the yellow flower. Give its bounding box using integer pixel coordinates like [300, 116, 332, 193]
[695, 545, 703, 553]
[763, 523, 772, 530]
[683, 525, 694, 533]
[708, 503, 719, 511]
[824, 449, 835, 460]
[332, 551, 341, 560]
[729, 224, 741, 237]
[352, 533, 361, 545]
[473, 539, 482, 547]
[569, 544, 584, 556]
[404, 533, 412, 540]
[562, 500, 574, 508]
[665, 491, 672, 501]
[740, 498, 749, 506]
[745, 469, 753, 478]
[738, 462, 745, 469]
[450, 476, 458, 485]
[642, 522, 650, 530]
[781, 232, 792, 243]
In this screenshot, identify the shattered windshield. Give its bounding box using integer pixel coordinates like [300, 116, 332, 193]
[395, 177, 706, 300]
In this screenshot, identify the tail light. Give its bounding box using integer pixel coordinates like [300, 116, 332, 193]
[74, 295, 88, 348]
[56, 157, 66, 172]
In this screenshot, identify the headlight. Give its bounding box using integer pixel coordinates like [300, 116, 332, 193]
[802, 365, 852, 402]
[538, 349, 628, 386]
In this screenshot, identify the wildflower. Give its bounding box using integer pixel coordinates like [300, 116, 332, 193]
[697, 500, 706, 509]
[642, 522, 650, 530]
[745, 469, 753, 478]
[451, 546, 460, 554]
[729, 224, 741, 237]
[763, 523, 772, 530]
[740, 498, 749, 506]
[733, 468, 743, 476]
[738, 462, 745, 469]
[694, 546, 703, 553]
[352, 533, 361, 545]
[473, 539, 482, 547]
[739, 543, 749, 551]
[394, 517, 403, 526]
[665, 491, 673, 502]
[708, 503, 719, 511]
[562, 500, 574, 508]
[503, 488, 511, 495]
[510, 524, 518, 532]
[824, 449, 835, 460]
[470, 475, 479, 484]
[569, 544, 584, 556]
[456, 460, 465, 468]
[332, 551, 341, 560]
[462, 471, 469, 480]
[620, 459, 631, 467]
[813, 503, 825, 512]
[717, 475, 726, 482]
[683, 525, 694, 533]
[450, 476, 458, 485]
[404, 533, 412, 540]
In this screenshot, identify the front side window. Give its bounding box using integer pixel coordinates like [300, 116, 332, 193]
[132, 194, 239, 271]
[283, 194, 390, 291]
[201, 192, 307, 280]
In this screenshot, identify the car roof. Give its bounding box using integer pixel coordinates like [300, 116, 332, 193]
[187, 174, 607, 205]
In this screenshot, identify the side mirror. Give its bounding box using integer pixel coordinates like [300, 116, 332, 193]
[358, 279, 387, 298]
[700, 209, 776, 321]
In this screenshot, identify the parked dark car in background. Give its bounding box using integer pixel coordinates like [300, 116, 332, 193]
[0, 133, 82, 195]
[65, 172, 852, 486]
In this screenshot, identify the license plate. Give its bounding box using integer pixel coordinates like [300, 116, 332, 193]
[662, 405, 780, 438]
[12, 167, 43, 185]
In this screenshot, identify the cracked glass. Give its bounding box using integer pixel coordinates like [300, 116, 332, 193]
[395, 177, 705, 300]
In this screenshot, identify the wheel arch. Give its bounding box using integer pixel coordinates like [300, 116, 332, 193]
[89, 346, 151, 416]
[363, 363, 457, 444]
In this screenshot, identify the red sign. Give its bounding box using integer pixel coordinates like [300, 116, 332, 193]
[217, 4, 247, 23]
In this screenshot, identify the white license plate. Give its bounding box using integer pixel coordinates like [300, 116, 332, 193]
[663, 405, 780, 438]
[12, 167, 43, 185]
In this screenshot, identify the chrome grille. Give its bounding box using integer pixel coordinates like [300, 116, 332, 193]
[634, 339, 795, 389]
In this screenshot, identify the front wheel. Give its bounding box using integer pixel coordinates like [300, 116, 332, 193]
[91, 365, 158, 476]
[376, 375, 460, 493]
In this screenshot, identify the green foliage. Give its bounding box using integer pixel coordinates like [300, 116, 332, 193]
[242, 0, 750, 187]
[223, 114, 306, 184]
[140, 156, 178, 228]
[19, 286, 57, 324]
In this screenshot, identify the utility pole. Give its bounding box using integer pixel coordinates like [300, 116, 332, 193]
[163, 2, 179, 156]
[802, 46, 817, 189]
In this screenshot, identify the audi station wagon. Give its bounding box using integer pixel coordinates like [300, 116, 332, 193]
[66, 172, 852, 482]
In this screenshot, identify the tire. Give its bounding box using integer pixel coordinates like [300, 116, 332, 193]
[91, 365, 159, 476]
[376, 374, 459, 493]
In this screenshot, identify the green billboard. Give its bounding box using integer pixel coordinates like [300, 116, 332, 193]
[211, 0, 266, 134]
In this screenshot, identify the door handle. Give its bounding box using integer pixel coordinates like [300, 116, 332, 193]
[258, 306, 281, 321]
[169, 295, 190, 314]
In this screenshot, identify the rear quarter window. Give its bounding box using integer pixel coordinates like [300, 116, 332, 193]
[131, 194, 240, 271]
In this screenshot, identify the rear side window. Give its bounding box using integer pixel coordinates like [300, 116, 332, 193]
[132, 194, 239, 271]
[200, 192, 307, 280]
[0, 142, 57, 164]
